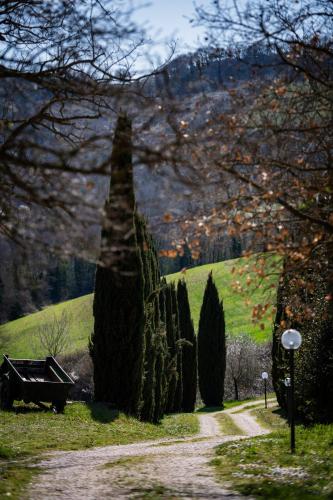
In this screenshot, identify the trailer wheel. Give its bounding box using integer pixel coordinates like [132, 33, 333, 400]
[0, 375, 13, 410]
[52, 400, 65, 414]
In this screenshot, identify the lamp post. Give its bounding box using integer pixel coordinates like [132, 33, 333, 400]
[284, 377, 291, 426]
[261, 371, 269, 408]
[281, 329, 302, 453]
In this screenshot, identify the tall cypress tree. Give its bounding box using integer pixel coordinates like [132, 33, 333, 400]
[177, 279, 197, 412]
[153, 281, 170, 421]
[198, 272, 226, 407]
[163, 281, 183, 413]
[171, 282, 183, 412]
[90, 114, 145, 417]
[138, 214, 161, 422]
[147, 232, 170, 423]
[164, 281, 178, 413]
[153, 284, 169, 422]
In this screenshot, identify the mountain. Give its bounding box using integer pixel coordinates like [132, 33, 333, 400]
[0, 45, 281, 323]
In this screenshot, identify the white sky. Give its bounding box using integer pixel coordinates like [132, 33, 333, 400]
[131, 0, 208, 70]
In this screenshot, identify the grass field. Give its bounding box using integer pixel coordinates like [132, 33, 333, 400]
[0, 403, 199, 457]
[0, 402, 199, 498]
[1, 294, 94, 358]
[0, 253, 280, 358]
[212, 405, 333, 499]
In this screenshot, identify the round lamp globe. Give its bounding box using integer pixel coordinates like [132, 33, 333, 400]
[281, 329, 302, 350]
[284, 377, 291, 387]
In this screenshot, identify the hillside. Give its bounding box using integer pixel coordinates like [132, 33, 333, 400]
[0, 48, 280, 325]
[0, 254, 280, 358]
[167, 253, 280, 337]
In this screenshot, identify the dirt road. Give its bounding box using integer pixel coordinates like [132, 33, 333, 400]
[27, 400, 273, 499]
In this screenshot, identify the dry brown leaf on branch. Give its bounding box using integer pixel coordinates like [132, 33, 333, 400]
[163, 213, 174, 223]
[159, 249, 178, 258]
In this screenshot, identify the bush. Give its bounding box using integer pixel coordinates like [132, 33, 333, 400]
[224, 335, 272, 401]
[58, 350, 93, 401]
[272, 260, 333, 424]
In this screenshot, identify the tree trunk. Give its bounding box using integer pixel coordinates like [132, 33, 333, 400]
[233, 377, 239, 401]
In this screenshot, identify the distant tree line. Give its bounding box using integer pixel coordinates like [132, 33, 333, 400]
[158, 234, 244, 276]
[152, 44, 282, 98]
[0, 250, 95, 324]
[0, 225, 245, 325]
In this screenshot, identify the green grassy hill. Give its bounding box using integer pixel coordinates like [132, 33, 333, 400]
[167, 253, 280, 337]
[0, 254, 280, 358]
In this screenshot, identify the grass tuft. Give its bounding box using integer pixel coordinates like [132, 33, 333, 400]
[131, 484, 172, 498]
[103, 455, 147, 468]
[0, 463, 41, 500]
[215, 413, 245, 436]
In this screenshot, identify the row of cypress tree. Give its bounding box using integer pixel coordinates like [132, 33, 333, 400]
[90, 114, 198, 422]
[89, 115, 333, 425]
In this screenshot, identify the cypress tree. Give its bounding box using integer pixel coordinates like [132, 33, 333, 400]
[138, 214, 160, 422]
[163, 281, 183, 413]
[148, 232, 170, 423]
[171, 282, 183, 412]
[90, 114, 145, 417]
[164, 281, 178, 413]
[177, 279, 197, 412]
[153, 318, 169, 421]
[140, 300, 156, 421]
[198, 272, 226, 407]
[153, 281, 170, 422]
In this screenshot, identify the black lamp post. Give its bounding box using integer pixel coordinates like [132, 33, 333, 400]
[284, 377, 291, 426]
[261, 371, 268, 408]
[281, 329, 302, 454]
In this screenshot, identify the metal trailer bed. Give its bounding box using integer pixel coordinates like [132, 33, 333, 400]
[0, 354, 74, 413]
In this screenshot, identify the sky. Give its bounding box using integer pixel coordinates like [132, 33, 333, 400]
[133, 0, 206, 47]
[131, 0, 208, 69]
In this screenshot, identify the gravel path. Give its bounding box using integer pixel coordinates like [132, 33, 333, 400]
[224, 400, 275, 437]
[27, 400, 273, 499]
